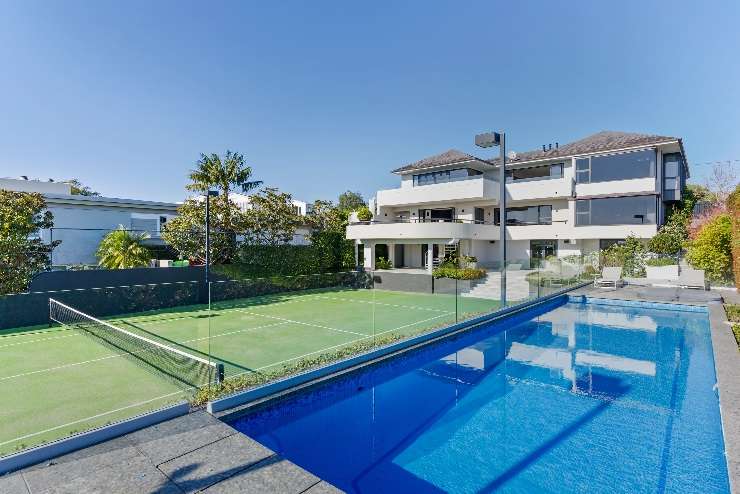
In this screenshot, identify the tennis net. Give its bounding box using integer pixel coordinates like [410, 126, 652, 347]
[49, 298, 223, 388]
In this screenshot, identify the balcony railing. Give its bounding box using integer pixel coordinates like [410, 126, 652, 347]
[349, 218, 492, 225]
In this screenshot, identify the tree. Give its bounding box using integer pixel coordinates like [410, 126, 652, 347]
[64, 179, 100, 196]
[337, 191, 366, 213]
[0, 191, 59, 294]
[186, 151, 262, 225]
[162, 198, 247, 264]
[243, 188, 301, 246]
[705, 161, 738, 203]
[96, 227, 152, 269]
[306, 200, 355, 270]
[686, 213, 733, 282]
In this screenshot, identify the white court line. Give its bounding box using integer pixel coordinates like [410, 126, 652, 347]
[1, 322, 288, 383]
[183, 321, 286, 343]
[232, 308, 367, 338]
[1, 354, 122, 382]
[228, 311, 455, 379]
[0, 332, 80, 349]
[306, 294, 451, 313]
[0, 390, 185, 447]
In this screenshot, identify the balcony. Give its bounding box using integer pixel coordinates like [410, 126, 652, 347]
[376, 177, 498, 208]
[347, 218, 500, 241]
[506, 177, 574, 202]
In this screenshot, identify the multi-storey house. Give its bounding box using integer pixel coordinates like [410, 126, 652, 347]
[347, 131, 688, 271]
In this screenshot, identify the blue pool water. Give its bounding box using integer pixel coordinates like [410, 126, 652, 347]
[231, 297, 730, 493]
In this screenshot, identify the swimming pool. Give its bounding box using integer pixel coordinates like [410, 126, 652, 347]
[231, 296, 731, 493]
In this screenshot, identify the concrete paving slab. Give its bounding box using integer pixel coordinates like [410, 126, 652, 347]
[127, 411, 236, 466]
[157, 433, 274, 493]
[22, 441, 141, 492]
[0, 473, 29, 494]
[201, 456, 320, 494]
[35, 455, 181, 494]
[303, 480, 345, 493]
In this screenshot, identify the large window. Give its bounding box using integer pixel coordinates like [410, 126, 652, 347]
[494, 205, 552, 225]
[413, 168, 482, 186]
[575, 195, 657, 226]
[506, 163, 563, 182]
[575, 149, 656, 184]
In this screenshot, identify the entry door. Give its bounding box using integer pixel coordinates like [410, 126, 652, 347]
[530, 240, 557, 268]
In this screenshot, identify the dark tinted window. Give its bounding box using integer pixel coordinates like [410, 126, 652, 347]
[590, 150, 656, 182]
[494, 205, 552, 225]
[413, 168, 482, 186]
[575, 196, 656, 225]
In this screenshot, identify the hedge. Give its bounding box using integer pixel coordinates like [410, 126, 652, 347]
[728, 184, 740, 289]
[686, 213, 733, 282]
[219, 237, 354, 279]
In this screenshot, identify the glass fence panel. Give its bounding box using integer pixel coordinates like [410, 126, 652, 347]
[455, 266, 506, 323]
[0, 281, 210, 458]
[206, 272, 375, 390]
[370, 270, 458, 345]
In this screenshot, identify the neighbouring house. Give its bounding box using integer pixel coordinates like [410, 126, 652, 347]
[0, 177, 179, 267]
[347, 131, 688, 272]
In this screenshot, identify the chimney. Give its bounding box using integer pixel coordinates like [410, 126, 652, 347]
[556, 142, 559, 149]
[542, 145, 546, 152]
[548, 143, 552, 151]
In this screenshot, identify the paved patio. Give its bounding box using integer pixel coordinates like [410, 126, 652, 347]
[0, 411, 340, 494]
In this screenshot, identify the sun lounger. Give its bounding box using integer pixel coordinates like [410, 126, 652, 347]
[594, 267, 624, 289]
[678, 268, 708, 290]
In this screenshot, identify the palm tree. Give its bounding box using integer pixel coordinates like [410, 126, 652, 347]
[186, 151, 262, 199]
[96, 226, 152, 269]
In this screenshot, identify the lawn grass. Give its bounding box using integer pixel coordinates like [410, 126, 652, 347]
[0, 287, 498, 456]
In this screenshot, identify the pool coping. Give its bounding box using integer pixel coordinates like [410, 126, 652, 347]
[708, 302, 740, 494]
[208, 282, 591, 417]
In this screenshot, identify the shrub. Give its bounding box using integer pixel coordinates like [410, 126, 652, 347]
[96, 227, 152, 269]
[433, 266, 487, 280]
[686, 213, 733, 282]
[725, 304, 740, 323]
[645, 257, 677, 267]
[356, 207, 373, 222]
[648, 220, 687, 255]
[375, 257, 392, 270]
[226, 242, 353, 279]
[601, 236, 647, 277]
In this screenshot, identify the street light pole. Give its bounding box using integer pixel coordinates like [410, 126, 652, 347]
[499, 133, 507, 306]
[205, 190, 219, 285]
[475, 130, 507, 306]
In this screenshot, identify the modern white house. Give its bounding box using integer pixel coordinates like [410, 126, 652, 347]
[1, 177, 179, 266]
[347, 131, 688, 272]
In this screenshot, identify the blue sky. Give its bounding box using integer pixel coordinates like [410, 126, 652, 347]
[1, 0, 738, 203]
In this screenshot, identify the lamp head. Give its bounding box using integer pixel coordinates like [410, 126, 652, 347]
[475, 132, 502, 148]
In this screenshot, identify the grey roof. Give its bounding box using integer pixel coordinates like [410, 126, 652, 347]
[392, 131, 682, 174]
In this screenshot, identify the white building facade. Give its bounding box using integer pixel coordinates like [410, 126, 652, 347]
[1, 178, 179, 266]
[347, 131, 688, 271]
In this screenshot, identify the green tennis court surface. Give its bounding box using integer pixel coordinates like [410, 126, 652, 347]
[0, 287, 498, 456]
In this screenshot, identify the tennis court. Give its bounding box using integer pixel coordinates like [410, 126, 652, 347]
[0, 285, 499, 456]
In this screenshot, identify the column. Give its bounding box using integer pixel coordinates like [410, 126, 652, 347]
[388, 243, 396, 268]
[426, 243, 434, 274]
[364, 243, 376, 270]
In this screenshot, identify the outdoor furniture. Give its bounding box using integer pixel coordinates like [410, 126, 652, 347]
[594, 267, 625, 289]
[678, 268, 708, 290]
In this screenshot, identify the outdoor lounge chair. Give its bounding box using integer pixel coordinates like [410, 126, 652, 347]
[594, 267, 625, 289]
[678, 268, 708, 290]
